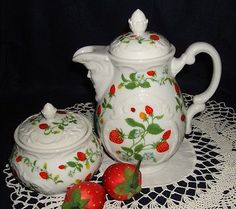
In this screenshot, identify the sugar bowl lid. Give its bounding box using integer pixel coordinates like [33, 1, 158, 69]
[14, 103, 92, 152]
[109, 9, 172, 60]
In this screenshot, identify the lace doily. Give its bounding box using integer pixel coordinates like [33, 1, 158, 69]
[4, 95, 236, 209]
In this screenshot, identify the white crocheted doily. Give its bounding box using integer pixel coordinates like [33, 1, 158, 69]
[4, 94, 236, 209]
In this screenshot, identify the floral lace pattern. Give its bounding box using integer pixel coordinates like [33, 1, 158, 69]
[4, 97, 236, 209]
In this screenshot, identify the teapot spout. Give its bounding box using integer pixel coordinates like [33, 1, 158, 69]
[73, 46, 114, 102]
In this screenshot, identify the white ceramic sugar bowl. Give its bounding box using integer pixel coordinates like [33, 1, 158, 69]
[9, 103, 103, 195]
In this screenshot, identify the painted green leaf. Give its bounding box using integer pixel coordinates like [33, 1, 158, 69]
[106, 103, 112, 109]
[90, 157, 95, 163]
[56, 180, 63, 184]
[129, 73, 137, 81]
[134, 144, 144, 153]
[102, 103, 106, 108]
[140, 81, 151, 88]
[67, 161, 77, 167]
[147, 123, 164, 135]
[104, 98, 107, 104]
[58, 125, 64, 130]
[134, 153, 143, 161]
[125, 82, 137, 89]
[54, 175, 59, 181]
[154, 114, 164, 120]
[176, 105, 180, 111]
[128, 129, 138, 139]
[43, 162, 47, 169]
[175, 97, 181, 106]
[121, 147, 133, 155]
[24, 158, 30, 164]
[125, 118, 145, 129]
[168, 78, 173, 85]
[121, 74, 128, 82]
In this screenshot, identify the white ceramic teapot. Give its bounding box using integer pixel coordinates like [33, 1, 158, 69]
[9, 103, 103, 194]
[73, 9, 221, 170]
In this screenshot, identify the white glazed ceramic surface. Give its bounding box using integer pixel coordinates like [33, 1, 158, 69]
[72, 9, 221, 172]
[9, 103, 103, 195]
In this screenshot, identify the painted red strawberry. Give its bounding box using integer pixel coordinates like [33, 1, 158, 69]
[39, 171, 49, 180]
[130, 107, 136, 112]
[58, 164, 66, 169]
[109, 84, 116, 96]
[39, 123, 49, 129]
[150, 34, 160, 41]
[156, 142, 169, 153]
[181, 114, 186, 122]
[97, 105, 102, 116]
[146, 70, 156, 76]
[16, 155, 22, 163]
[77, 152, 87, 161]
[62, 182, 106, 209]
[109, 129, 124, 144]
[102, 162, 142, 201]
[145, 105, 153, 115]
[162, 130, 171, 140]
[174, 82, 181, 95]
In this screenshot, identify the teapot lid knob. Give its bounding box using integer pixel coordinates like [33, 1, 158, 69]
[128, 9, 148, 36]
[41, 103, 57, 120]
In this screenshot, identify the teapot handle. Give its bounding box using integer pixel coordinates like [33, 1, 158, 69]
[169, 42, 222, 134]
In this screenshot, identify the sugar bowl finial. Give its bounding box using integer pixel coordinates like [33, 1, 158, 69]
[128, 9, 148, 36]
[41, 103, 57, 120]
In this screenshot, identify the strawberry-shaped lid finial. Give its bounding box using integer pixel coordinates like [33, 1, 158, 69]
[41, 103, 57, 121]
[128, 9, 148, 36]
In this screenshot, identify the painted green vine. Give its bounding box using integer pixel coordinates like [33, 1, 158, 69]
[58, 137, 102, 178]
[118, 69, 172, 90]
[38, 114, 77, 135]
[13, 151, 63, 184]
[118, 32, 160, 44]
[109, 105, 172, 162]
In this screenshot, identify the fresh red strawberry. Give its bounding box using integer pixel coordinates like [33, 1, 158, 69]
[156, 141, 169, 153]
[62, 182, 106, 209]
[109, 129, 124, 144]
[102, 161, 142, 201]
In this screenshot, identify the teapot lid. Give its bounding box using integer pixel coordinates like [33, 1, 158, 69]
[14, 103, 92, 152]
[109, 9, 172, 60]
